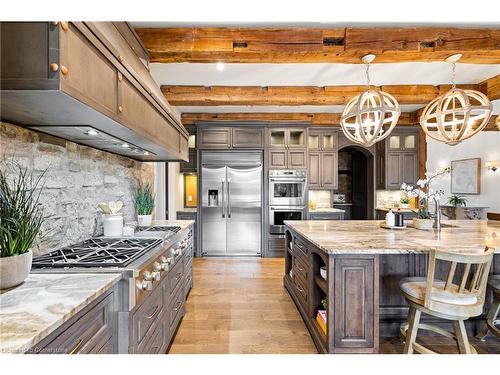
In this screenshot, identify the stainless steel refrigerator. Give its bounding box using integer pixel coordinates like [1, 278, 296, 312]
[201, 151, 262, 256]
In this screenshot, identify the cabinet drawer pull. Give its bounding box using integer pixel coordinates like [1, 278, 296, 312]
[50, 63, 59, 72]
[60, 65, 69, 75]
[60, 21, 69, 31]
[296, 264, 304, 272]
[118, 105, 123, 112]
[147, 305, 161, 320]
[296, 285, 304, 293]
[173, 301, 182, 312]
[68, 338, 84, 354]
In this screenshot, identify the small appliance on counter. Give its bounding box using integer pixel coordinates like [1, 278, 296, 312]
[333, 194, 347, 204]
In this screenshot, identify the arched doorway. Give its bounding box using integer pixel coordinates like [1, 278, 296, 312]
[337, 146, 374, 220]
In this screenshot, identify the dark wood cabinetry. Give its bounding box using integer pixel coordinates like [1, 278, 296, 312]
[376, 129, 419, 190]
[268, 127, 307, 169]
[197, 127, 264, 149]
[284, 228, 379, 353]
[0, 22, 188, 161]
[308, 130, 338, 189]
[308, 211, 344, 220]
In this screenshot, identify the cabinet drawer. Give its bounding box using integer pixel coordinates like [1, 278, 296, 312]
[168, 257, 184, 296]
[184, 272, 193, 298]
[169, 284, 185, 332]
[130, 284, 164, 353]
[142, 319, 165, 354]
[292, 271, 309, 308]
[34, 290, 115, 354]
[293, 255, 309, 282]
[292, 236, 309, 260]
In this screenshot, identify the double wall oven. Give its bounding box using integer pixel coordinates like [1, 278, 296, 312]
[269, 170, 307, 235]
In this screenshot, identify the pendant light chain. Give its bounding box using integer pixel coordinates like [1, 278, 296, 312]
[451, 61, 456, 89]
[365, 61, 371, 89]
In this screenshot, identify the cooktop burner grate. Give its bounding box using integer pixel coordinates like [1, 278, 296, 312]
[32, 237, 162, 268]
[136, 225, 181, 233]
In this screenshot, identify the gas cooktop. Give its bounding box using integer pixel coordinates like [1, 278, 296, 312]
[136, 225, 181, 233]
[32, 237, 162, 268]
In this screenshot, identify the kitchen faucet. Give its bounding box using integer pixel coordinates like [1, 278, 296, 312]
[433, 196, 441, 231]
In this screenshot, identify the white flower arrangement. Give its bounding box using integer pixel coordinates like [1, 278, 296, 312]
[400, 166, 450, 219]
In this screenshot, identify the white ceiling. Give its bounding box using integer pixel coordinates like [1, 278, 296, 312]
[150, 62, 500, 86]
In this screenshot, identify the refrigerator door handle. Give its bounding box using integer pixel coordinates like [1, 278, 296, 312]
[221, 178, 225, 218]
[227, 178, 231, 218]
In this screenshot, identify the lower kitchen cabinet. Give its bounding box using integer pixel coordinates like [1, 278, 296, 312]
[307, 211, 344, 220]
[333, 204, 352, 220]
[284, 229, 378, 354]
[28, 287, 118, 354]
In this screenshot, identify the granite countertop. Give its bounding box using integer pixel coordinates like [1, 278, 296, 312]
[152, 219, 195, 228]
[309, 208, 345, 213]
[284, 220, 500, 255]
[0, 273, 122, 353]
[376, 207, 416, 213]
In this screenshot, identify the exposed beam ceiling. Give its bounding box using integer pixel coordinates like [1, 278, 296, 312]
[136, 27, 500, 64]
[162, 84, 478, 106]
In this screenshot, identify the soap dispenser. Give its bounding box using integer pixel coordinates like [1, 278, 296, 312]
[385, 209, 395, 227]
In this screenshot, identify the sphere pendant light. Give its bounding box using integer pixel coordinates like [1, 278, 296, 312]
[419, 54, 492, 146]
[340, 54, 401, 147]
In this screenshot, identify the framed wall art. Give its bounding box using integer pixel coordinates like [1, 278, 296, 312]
[451, 158, 481, 195]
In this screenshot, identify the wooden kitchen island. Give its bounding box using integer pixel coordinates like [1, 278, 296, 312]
[283, 220, 500, 354]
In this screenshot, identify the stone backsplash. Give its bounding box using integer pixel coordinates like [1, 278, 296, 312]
[0, 122, 154, 256]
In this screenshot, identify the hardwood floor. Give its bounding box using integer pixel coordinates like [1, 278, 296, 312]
[169, 257, 500, 354]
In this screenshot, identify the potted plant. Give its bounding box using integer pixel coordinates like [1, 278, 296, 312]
[406, 167, 450, 230]
[447, 195, 468, 207]
[135, 181, 155, 227]
[0, 163, 46, 289]
[400, 183, 413, 209]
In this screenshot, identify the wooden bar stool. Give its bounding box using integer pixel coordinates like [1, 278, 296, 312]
[399, 247, 495, 354]
[476, 275, 500, 339]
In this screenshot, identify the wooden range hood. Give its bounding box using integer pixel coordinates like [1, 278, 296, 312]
[0, 22, 189, 162]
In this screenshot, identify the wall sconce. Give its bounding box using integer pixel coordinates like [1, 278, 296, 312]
[485, 161, 500, 172]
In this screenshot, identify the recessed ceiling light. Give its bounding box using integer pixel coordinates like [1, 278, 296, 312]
[86, 129, 98, 136]
[143, 151, 149, 156]
[121, 143, 129, 148]
[216, 62, 225, 72]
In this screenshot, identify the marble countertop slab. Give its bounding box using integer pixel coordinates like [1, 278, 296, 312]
[376, 207, 417, 213]
[151, 219, 194, 228]
[0, 273, 121, 353]
[284, 220, 500, 255]
[309, 208, 345, 213]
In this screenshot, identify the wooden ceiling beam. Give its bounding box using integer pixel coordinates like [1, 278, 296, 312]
[180, 112, 419, 126]
[135, 27, 500, 64]
[162, 84, 479, 106]
[479, 74, 500, 100]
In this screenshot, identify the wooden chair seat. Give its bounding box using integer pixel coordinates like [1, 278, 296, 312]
[400, 277, 479, 306]
[399, 247, 494, 354]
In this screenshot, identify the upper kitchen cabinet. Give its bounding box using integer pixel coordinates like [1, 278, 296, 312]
[269, 127, 307, 149]
[308, 129, 338, 189]
[0, 22, 188, 162]
[308, 129, 338, 151]
[197, 126, 264, 149]
[179, 125, 197, 173]
[268, 127, 307, 169]
[376, 128, 419, 190]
